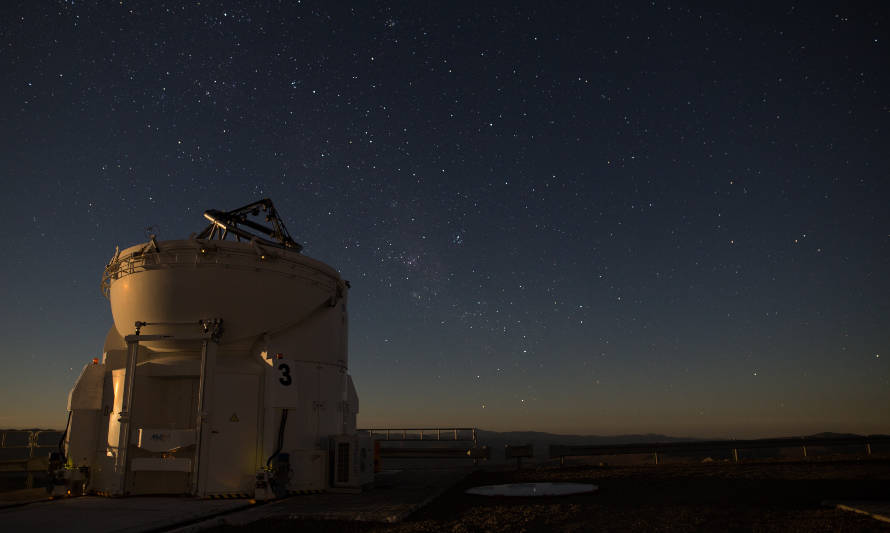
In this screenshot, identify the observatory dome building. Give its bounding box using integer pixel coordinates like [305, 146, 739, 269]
[60, 200, 372, 498]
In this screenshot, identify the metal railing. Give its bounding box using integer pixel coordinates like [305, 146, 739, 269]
[0, 430, 62, 459]
[550, 435, 890, 466]
[359, 427, 477, 445]
[0, 430, 63, 490]
[101, 243, 335, 299]
[102, 250, 177, 298]
[359, 428, 486, 463]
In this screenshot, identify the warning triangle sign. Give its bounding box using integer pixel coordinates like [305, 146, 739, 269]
[230, 413, 239, 422]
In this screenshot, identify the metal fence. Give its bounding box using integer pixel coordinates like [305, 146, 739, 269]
[359, 428, 487, 462]
[550, 435, 890, 465]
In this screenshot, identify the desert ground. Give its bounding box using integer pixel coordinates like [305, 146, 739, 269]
[213, 455, 890, 532]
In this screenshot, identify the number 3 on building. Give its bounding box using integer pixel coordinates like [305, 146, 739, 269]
[278, 363, 292, 386]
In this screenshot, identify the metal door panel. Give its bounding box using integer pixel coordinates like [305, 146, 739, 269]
[206, 373, 258, 494]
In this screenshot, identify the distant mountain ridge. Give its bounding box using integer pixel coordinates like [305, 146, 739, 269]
[474, 430, 888, 462]
[477, 430, 701, 446]
[475, 430, 700, 462]
[477, 430, 885, 444]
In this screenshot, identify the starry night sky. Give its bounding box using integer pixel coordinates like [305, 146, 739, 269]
[1, 1, 887, 437]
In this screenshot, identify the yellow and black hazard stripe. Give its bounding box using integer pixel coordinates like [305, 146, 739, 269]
[287, 489, 324, 495]
[208, 492, 252, 499]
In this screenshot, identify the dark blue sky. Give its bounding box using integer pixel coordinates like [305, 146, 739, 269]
[1, 1, 887, 437]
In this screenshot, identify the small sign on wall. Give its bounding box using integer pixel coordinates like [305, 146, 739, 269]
[267, 357, 299, 408]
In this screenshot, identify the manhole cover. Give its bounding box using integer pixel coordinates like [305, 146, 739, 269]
[465, 482, 597, 497]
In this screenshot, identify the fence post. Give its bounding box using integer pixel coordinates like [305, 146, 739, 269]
[802, 446, 807, 458]
[866, 442, 872, 455]
[25, 431, 37, 488]
[732, 448, 739, 463]
[654, 452, 659, 465]
[374, 440, 381, 473]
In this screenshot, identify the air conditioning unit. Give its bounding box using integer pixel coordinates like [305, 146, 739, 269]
[329, 434, 374, 489]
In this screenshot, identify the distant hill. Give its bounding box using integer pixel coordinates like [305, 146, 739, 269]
[476, 430, 701, 462]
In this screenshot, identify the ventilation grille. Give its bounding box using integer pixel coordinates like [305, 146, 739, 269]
[336, 442, 350, 483]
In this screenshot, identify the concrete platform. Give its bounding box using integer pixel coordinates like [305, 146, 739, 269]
[0, 488, 50, 509]
[174, 468, 474, 531]
[0, 494, 252, 533]
[0, 468, 473, 532]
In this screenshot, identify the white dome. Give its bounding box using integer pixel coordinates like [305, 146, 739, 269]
[105, 239, 345, 352]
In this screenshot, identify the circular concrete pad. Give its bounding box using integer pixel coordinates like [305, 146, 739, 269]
[466, 482, 597, 497]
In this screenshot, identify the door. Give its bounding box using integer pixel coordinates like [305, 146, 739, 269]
[205, 373, 259, 494]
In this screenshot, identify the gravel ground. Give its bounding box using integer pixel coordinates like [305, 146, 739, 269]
[213, 457, 890, 532]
